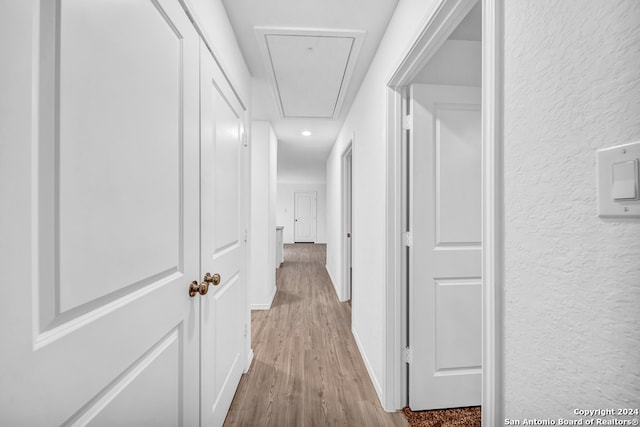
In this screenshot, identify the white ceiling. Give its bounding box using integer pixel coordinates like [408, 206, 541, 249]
[222, 0, 400, 183]
[412, 3, 482, 87]
[267, 34, 353, 118]
[448, 2, 481, 42]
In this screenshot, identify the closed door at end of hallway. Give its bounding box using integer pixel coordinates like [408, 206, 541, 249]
[294, 191, 317, 242]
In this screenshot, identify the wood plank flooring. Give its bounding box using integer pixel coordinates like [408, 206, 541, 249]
[224, 243, 408, 427]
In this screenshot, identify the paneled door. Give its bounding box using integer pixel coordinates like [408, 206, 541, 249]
[408, 84, 482, 409]
[0, 0, 201, 425]
[199, 43, 248, 427]
[294, 191, 317, 242]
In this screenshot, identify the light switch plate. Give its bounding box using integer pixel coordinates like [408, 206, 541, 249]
[612, 160, 638, 201]
[597, 141, 640, 217]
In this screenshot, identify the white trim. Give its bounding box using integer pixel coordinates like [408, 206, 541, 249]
[341, 140, 353, 303]
[244, 349, 254, 373]
[250, 284, 277, 311]
[481, 1, 504, 425]
[352, 326, 384, 405]
[384, 86, 404, 410]
[325, 264, 345, 304]
[385, 0, 492, 412]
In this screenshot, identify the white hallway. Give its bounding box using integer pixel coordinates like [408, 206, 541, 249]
[1, 0, 639, 426]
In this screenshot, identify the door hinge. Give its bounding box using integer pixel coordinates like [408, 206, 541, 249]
[244, 229, 248, 243]
[403, 347, 413, 364]
[242, 132, 248, 147]
[244, 324, 248, 338]
[402, 114, 413, 130]
[401, 231, 412, 247]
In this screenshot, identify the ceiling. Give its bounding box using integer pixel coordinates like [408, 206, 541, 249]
[256, 27, 365, 119]
[413, 3, 482, 87]
[222, 0, 400, 183]
[448, 2, 481, 42]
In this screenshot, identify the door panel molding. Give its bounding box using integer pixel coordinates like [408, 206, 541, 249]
[3, 1, 202, 425]
[35, 269, 183, 350]
[213, 241, 242, 260]
[34, 0, 190, 340]
[61, 326, 182, 426]
[434, 103, 482, 247]
[434, 278, 482, 370]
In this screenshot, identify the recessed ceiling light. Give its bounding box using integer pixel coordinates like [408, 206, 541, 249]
[302, 130, 312, 136]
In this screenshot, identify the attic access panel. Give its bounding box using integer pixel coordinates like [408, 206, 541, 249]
[256, 28, 365, 119]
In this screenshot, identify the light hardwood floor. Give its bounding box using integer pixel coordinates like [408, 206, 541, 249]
[224, 244, 408, 427]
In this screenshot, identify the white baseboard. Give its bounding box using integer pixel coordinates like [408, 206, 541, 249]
[325, 264, 335, 285]
[266, 283, 277, 307]
[244, 348, 254, 373]
[326, 264, 347, 303]
[250, 284, 277, 311]
[352, 326, 384, 406]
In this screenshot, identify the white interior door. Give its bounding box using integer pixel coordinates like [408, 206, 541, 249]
[0, 0, 201, 424]
[408, 84, 482, 410]
[200, 43, 247, 427]
[294, 191, 317, 242]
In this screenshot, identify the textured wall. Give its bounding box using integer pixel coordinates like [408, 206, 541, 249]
[504, 0, 640, 418]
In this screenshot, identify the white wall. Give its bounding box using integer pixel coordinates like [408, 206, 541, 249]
[503, 0, 640, 418]
[412, 40, 481, 87]
[325, 0, 441, 408]
[249, 122, 278, 310]
[277, 182, 327, 244]
[277, 140, 331, 185]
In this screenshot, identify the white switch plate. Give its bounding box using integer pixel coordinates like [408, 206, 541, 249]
[612, 159, 638, 201]
[597, 141, 640, 217]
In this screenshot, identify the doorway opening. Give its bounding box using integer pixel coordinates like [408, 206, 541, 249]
[403, 2, 482, 411]
[384, 1, 503, 424]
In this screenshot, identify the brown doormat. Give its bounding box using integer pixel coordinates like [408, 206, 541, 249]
[402, 406, 481, 427]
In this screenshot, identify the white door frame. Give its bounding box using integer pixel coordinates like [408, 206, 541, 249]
[384, 0, 503, 424]
[341, 139, 353, 302]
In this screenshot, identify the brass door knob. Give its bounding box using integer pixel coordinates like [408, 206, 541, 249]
[188, 273, 221, 297]
[203, 272, 221, 286]
[188, 280, 202, 297]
